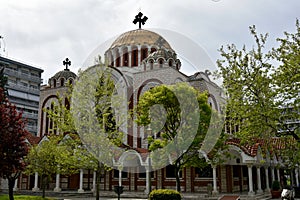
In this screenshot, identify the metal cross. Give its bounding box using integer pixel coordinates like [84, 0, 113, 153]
[63, 58, 71, 70]
[133, 12, 148, 29]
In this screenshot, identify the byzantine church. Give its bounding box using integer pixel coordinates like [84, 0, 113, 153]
[10, 13, 291, 197]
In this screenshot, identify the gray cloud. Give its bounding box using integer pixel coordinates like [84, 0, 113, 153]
[0, 0, 299, 83]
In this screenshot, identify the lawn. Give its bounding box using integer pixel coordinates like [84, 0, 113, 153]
[0, 195, 56, 200]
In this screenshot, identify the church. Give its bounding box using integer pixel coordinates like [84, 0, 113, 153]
[6, 13, 295, 198]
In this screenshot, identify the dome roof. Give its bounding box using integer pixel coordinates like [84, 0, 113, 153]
[146, 48, 176, 60]
[50, 69, 77, 80]
[110, 29, 173, 50]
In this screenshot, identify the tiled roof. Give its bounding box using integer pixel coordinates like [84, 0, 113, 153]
[25, 133, 41, 145]
[226, 137, 291, 157]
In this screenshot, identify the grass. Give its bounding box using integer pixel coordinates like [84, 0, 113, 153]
[0, 195, 56, 200]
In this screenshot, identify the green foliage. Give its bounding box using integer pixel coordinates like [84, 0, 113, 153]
[272, 180, 280, 191]
[272, 19, 300, 141]
[136, 83, 213, 191]
[0, 195, 54, 200]
[216, 25, 278, 145]
[149, 189, 181, 200]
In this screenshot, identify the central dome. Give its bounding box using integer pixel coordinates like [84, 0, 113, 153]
[110, 29, 173, 50]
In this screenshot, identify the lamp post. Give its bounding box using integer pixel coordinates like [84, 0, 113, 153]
[146, 125, 152, 196]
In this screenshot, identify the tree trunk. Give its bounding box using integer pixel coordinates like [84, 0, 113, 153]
[41, 175, 47, 198]
[96, 161, 102, 200]
[8, 178, 15, 200]
[175, 165, 181, 192]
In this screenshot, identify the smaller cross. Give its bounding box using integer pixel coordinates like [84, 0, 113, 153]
[63, 58, 71, 70]
[133, 12, 148, 29]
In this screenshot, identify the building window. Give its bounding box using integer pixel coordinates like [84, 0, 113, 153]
[195, 166, 213, 178]
[113, 169, 128, 178]
[149, 60, 154, 70]
[168, 60, 173, 67]
[123, 52, 128, 66]
[53, 79, 56, 88]
[132, 49, 138, 67]
[158, 59, 163, 68]
[151, 48, 157, 53]
[165, 165, 182, 178]
[141, 48, 148, 61]
[60, 78, 65, 87]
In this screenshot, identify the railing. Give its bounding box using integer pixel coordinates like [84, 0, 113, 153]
[22, 112, 38, 119]
[4, 68, 42, 83]
[7, 83, 40, 95]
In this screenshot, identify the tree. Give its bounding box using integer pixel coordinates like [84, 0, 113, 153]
[272, 19, 300, 141]
[0, 87, 29, 200]
[216, 25, 279, 146]
[43, 59, 125, 200]
[71, 64, 125, 200]
[0, 66, 8, 97]
[216, 20, 300, 174]
[136, 83, 212, 192]
[25, 134, 80, 198]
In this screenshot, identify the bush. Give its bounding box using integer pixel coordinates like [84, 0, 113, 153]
[272, 180, 280, 191]
[149, 189, 181, 200]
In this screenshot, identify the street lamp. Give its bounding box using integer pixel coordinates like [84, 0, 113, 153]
[146, 125, 152, 195]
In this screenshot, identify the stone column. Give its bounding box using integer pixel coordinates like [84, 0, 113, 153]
[54, 173, 61, 192]
[78, 169, 84, 193]
[13, 178, 18, 191]
[212, 165, 218, 195]
[113, 50, 117, 68]
[277, 168, 280, 181]
[271, 167, 275, 183]
[119, 48, 123, 67]
[92, 171, 96, 192]
[138, 46, 141, 66]
[256, 167, 263, 193]
[128, 46, 132, 67]
[295, 168, 299, 187]
[265, 167, 270, 192]
[248, 165, 255, 195]
[32, 172, 39, 191]
[119, 170, 122, 186]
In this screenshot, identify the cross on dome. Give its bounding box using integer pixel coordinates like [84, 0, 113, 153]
[133, 12, 148, 29]
[63, 58, 71, 71]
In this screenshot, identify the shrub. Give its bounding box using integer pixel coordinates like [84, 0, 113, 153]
[272, 180, 280, 191]
[149, 189, 181, 200]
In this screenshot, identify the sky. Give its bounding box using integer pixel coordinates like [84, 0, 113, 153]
[0, 0, 299, 84]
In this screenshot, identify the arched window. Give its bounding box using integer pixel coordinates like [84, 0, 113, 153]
[60, 78, 65, 87]
[149, 59, 154, 70]
[132, 49, 138, 67]
[158, 59, 164, 68]
[141, 48, 148, 61]
[151, 48, 157, 53]
[168, 60, 173, 67]
[68, 78, 73, 85]
[123, 52, 128, 66]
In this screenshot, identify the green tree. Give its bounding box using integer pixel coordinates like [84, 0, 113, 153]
[71, 64, 124, 200]
[136, 83, 212, 192]
[25, 134, 79, 198]
[272, 19, 300, 141]
[216, 20, 300, 175]
[44, 59, 125, 200]
[216, 25, 279, 146]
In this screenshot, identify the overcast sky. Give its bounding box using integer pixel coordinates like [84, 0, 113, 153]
[0, 0, 299, 84]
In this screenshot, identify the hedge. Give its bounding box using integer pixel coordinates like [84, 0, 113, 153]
[149, 189, 181, 200]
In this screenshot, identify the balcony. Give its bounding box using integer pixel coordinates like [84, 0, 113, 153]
[7, 83, 40, 95]
[22, 112, 38, 119]
[4, 68, 42, 83]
